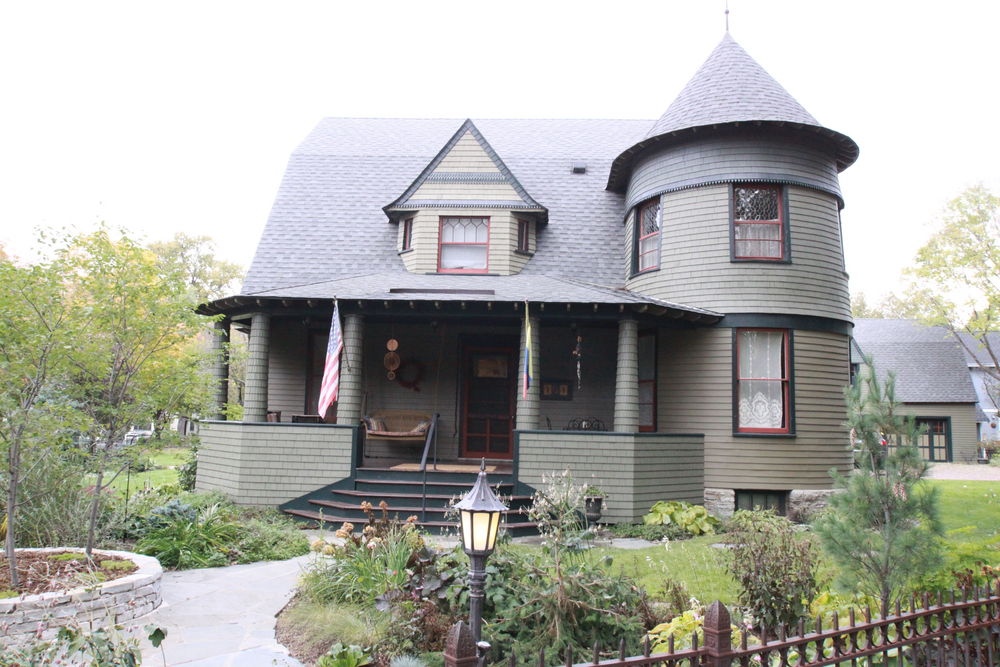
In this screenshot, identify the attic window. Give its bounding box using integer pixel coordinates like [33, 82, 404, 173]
[401, 218, 413, 251]
[438, 216, 489, 273]
[516, 218, 530, 252]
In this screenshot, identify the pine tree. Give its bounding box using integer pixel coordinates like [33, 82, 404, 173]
[814, 357, 943, 610]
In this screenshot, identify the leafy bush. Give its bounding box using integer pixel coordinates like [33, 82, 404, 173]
[178, 441, 198, 491]
[647, 600, 752, 652]
[317, 643, 371, 667]
[911, 528, 1000, 593]
[643, 501, 720, 536]
[232, 514, 310, 563]
[0, 623, 161, 666]
[137, 502, 237, 568]
[609, 522, 690, 542]
[725, 509, 819, 630]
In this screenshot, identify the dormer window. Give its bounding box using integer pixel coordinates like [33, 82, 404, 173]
[516, 218, 530, 253]
[439, 216, 489, 273]
[401, 217, 413, 251]
[732, 184, 788, 261]
[634, 198, 661, 273]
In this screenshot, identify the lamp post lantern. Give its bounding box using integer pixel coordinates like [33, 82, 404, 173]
[454, 459, 508, 646]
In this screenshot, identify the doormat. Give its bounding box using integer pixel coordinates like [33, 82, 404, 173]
[389, 462, 497, 473]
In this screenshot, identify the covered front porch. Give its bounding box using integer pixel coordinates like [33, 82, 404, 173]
[195, 286, 717, 524]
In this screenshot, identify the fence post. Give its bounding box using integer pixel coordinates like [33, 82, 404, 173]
[703, 600, 732, 667]
[444, 621, 479, 667]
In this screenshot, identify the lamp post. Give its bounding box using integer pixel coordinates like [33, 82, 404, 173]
[454, 459, 508, 646]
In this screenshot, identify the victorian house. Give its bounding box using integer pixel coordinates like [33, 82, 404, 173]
[196, 34, 859, 525]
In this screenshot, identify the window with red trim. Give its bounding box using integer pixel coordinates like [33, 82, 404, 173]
[401, 218, 413, 251]
[516, 218, 530, 252]
[733, 185, 785, 260]
[735, 329, 790, 433]
[634, 198, 661, 272]
[438, 216, 489, 273]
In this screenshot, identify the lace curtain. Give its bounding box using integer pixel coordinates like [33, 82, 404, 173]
[738, 330, 785, 429]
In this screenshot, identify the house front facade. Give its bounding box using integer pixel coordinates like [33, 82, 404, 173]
[196, 34, 859, 523]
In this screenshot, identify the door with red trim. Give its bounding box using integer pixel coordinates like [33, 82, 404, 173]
[460, 346, 515, 460]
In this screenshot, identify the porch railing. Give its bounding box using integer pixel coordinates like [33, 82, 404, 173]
[443, 584, 1000, 667]
[419, 412, 440, 473]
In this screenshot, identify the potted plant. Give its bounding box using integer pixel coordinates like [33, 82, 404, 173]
[583, 485, 606, 525]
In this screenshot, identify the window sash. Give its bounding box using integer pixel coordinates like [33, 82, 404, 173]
[401, 218, 413, 250]
[439, 217, 489, 272]
[733, 185, 784, 260]
[736, 329, 789, 433]
[516, 219, 529, 252]
[634, 199, 661, 272]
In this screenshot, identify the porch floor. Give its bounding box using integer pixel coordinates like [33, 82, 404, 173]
[358, 458, 513, 474]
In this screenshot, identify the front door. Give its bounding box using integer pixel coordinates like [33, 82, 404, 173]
[460, 346, 515, 459]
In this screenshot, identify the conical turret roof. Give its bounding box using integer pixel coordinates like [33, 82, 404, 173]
[607, 34, 858, 192]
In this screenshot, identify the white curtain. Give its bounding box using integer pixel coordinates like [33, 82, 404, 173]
[738, 330, 785, 429]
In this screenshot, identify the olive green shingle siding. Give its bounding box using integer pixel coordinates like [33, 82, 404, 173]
[627, 184, 850, 320]
[658, 327, 852, 490]
[196, 421, 354, 506]
[893, 403, 980, 463]
[517, 431, 704, 523]
[624, 135, 842, 211]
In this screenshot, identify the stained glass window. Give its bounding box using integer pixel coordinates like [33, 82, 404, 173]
[733, 185, 784, 260]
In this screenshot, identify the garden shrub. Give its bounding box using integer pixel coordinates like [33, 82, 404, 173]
[178, 440, 198, 491]
[643, 501, 720, 536]
[232, 514, 310, 563]
[137, 502, 237, 568]
[647, 600, 752, 652]
[911, 528, 1000, 593]
[725, 509, 819, 631]
[317, 643, 371, 667]
[609, 522, 690, 542]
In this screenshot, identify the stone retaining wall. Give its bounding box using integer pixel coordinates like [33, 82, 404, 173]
[0, 548, 162, 644]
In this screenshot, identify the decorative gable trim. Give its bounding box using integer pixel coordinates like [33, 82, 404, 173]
[384, 119, 547, 221]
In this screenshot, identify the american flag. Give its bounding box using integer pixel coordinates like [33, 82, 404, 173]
[317, 302, 343, 417]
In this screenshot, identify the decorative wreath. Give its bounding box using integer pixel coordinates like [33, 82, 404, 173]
[395, 358, 425, 392]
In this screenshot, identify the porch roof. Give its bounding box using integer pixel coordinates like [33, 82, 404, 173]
[201, 271, 722, 322]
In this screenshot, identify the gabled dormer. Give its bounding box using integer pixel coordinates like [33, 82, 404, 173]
[384, 119, 546, 275]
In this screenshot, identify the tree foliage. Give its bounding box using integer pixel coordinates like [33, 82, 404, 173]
[148, 233, 243, 303]
[907, 185, 1000, 382]
[814, 358, 943, 609]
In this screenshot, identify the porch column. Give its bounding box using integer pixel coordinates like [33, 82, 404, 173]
[614, 318, 639, 433]
[244, 312, 270, 422]
[336, 313, 364, 425]
[210, 319, 230, 420]
[516, 312, 541, 430]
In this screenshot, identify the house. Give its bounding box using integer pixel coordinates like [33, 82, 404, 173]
[956, 331, 1000, 444]
[195, 34, 859, 524]
[851, 319, 980, 462]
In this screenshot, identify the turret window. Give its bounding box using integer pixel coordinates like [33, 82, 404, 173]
[439, 216, 489, 273]
[634, 198, 661, 273]
[401, 217, 413, 251]
[732, 185, 787, 261]
[734, 328, 793, 434]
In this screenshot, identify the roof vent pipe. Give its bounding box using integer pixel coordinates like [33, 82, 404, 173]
[571, 163, 587, 174]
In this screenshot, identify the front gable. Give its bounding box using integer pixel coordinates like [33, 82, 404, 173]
[385, 120, 545, 275]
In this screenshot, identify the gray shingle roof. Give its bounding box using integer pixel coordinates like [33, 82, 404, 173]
[646, 34, 819, 138]
[247, 271, 721, 317]
[852, 319, 977, 403]
[956, 332, 1000, 367]
[241, 118, 651, 296]
[606, 34, 859, 191]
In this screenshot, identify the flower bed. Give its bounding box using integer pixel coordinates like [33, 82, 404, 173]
[0, 548, 162, 643]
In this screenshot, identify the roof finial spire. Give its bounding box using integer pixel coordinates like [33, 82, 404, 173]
[724, 0, 730, 32]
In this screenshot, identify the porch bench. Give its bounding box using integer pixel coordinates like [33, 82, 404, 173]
[362, 410, 433, 445]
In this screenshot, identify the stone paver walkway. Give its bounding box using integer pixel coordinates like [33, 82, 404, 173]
[138, 555, 310, 666]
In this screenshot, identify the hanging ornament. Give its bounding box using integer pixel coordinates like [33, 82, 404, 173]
[572, 334, 583, 389]
[384, 339, 400, 380]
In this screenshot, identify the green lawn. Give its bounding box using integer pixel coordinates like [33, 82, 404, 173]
[102, 447, 187, 495]
[503, 478, 1000, 606]
[930, 479, 1000, 541]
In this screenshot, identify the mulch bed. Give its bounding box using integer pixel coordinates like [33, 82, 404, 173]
[0, 550, 137, 597]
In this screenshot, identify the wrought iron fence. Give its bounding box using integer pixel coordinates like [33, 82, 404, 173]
[444, 583, 1000, 667]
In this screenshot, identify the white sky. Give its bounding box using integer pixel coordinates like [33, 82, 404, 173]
[2, 1, 998, 301]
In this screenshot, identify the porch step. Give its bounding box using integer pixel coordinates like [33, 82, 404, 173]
[279, 468, 538, 536]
